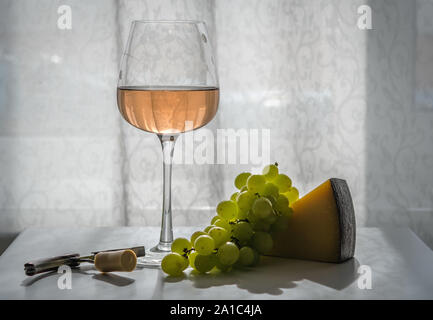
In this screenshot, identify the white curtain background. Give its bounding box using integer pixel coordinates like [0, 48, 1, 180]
[0, 0, 432, 248]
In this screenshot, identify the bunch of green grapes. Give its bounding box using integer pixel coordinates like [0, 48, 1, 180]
[161, 163, 300, 277]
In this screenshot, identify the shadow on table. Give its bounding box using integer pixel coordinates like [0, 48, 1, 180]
[21, 270, 58, 287]
[93, 273, 135, 287]
[21, 264, 135, 287]
[163, 257, 359, 296]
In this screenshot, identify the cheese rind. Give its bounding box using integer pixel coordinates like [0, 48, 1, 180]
[330, 178, 356, 262]
[269, 178, 355, 263]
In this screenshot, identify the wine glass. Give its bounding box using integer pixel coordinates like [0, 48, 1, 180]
[117, 21, 219, 264]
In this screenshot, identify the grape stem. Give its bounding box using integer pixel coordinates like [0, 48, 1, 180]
[230, 236, 241, 248]
[184, 248, 195, 256]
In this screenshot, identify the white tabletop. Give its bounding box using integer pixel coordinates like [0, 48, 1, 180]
[0, 227, 432, 299]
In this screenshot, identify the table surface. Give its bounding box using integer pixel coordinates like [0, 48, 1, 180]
[0, 227, 432, 300]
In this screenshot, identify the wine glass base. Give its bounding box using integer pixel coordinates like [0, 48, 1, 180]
[136, 243, 172, 267]
[150, 242, 172, 253]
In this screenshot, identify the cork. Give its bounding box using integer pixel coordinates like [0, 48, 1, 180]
[94, 249, 137, 272]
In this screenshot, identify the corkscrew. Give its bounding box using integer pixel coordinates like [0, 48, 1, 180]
[24, 246, 145, 276]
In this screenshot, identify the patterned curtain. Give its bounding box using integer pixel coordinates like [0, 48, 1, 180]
[0, 0, 432, 248]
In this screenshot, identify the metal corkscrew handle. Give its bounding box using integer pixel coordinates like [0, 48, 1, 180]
[24, 253, 80, 276]
[24, 246, 145, 276]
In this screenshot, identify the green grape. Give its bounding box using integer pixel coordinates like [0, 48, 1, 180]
[215, 261, 232, 272]
[265, 195, 277, 208]
[204, 225, 215, 233]
[194, 235, 215, 255]
[274, 174, 292, 193]
[214, 218, 232, 232]
[246, 174, 266, 194]
[238, 246, 256, 266]
[232, 221, 254, 243]
[191, 231, 207, 245]
[194, 253, 217, 273]
[230, 192, 239, 202]
[216, 242, 240, 266]
[239, 185, 248, 193]
[181, 255, 189, 271]
[211, 216, 219, 225]
[275, 194, 291, 215]
[208, 226, 230, 247]
[251, 249, 261, 266]
[262, 182, 279, 199]
[284, 187, 299, 204]
[171, 237, 192, 255]
[252, 197, 273, 219]
[251, 220, 271, 232]
[188, 251, 199, 270]
[262, 163, 279, 181]
[264, 212, 277, 225]
[216, 200, 238, 221]
[252, 232, 274, 254]
[246, 209, 257, 224]
[161, 253, 185, 276]
[287, 207, 294, 217]
[234, 172, 251, 190]
[236, 191, 256, 214]
[271, 214, 290, 233]
[237, 208, 248, 220]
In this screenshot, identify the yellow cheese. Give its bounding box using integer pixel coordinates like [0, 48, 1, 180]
[270, 178, 355, 263]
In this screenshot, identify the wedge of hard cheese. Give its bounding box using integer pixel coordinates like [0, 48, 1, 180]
[270, 178, 355, 263]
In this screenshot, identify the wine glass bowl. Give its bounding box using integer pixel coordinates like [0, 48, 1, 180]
[117, 20, 219, 264]
[117, 86, 219, 134]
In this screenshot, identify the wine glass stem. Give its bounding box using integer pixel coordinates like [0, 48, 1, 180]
[157, 134, 178, 251]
